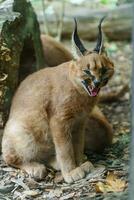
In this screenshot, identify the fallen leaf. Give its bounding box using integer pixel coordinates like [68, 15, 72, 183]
[106, 172, 126, 191]
[23, 190, 39, 197]
[96, 181, 108, 193]
[95, 172, 126, 193]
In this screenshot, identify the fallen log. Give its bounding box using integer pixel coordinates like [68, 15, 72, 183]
[37, 3, 132, 41]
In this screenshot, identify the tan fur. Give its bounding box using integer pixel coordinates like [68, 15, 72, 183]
[41, 35, 113, 153]
[2, 49, 114, 183]
[41, 34, 114, 149]
[41, 35, 73, 67]
[85, 106, 113, 153]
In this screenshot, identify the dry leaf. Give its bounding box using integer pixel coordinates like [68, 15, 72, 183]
[23, 190, 39, 197]
[96, 181, 108, 193]
[96, 172, 126, 193]
[106, 171, 126, 191]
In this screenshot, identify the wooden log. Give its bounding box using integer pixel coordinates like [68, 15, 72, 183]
[37, 3, 132, 41]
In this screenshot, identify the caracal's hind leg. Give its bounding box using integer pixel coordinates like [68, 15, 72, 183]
[2, 120, 47, 180]
[85, 107, 113, 153]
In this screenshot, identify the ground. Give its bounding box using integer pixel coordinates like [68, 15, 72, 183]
[0, 41, 131, 199]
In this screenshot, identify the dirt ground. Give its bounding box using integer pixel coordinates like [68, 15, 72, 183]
[0, 41, 131, 199]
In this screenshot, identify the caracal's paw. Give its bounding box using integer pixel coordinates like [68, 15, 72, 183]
[21, 162, 47, 180]
[63, 167, 85, 183]
[63, 161, 94, 183]
[80, 161, 94, 173]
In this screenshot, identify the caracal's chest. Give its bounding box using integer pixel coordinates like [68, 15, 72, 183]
[53, 89, 97, 119]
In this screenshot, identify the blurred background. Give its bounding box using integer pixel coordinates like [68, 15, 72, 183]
[30, 0, 132, 100]
[30, 0, 132, 41]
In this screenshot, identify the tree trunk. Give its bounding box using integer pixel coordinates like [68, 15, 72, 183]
[0, 0, 45, 128]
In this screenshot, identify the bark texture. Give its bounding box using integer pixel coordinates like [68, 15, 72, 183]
[0, 0, 45, 127]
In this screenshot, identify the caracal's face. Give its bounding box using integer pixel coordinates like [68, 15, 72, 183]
[72, 52, 114, 97]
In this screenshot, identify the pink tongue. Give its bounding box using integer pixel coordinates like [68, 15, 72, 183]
[91, 91, 97, 96]
[90, 87, 100, 97]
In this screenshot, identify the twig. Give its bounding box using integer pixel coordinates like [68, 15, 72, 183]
[11, 177, 30, 190]
[56, 0, 65, 41]
[41, 0, 49, 35]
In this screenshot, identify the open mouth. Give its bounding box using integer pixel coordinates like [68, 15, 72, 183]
[82, 80, 100, 97]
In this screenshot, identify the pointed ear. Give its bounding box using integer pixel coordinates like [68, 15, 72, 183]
[94, 16, 106, 54]
[72, 18, 87, 59]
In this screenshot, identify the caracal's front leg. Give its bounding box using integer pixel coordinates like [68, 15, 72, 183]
[50, 117, 91, 183]
[72, 119, 94, 172]
[72, 119, 85, 165]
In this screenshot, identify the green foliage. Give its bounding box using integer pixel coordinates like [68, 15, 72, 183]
[101, 0, 108, 4]
[101, 0, 118, 5]
[101, 0, 133, 4]
[112, 134, 130, 157]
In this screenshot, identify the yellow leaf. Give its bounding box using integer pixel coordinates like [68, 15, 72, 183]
[95, 182, 107, 193]
[95, 172, 126, 193]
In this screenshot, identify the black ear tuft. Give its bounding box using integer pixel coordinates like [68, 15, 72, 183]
[72, 18, 87, 57]
[94, 16, 106, 54]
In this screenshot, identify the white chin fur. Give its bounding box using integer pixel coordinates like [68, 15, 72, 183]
[82, 84, 91, 96]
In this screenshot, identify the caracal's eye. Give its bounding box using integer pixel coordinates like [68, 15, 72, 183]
[83, 69, 95, 80]
[101, 67, 107, 75]
[102, 77, 109, 85]
[83, 69, 90, 76]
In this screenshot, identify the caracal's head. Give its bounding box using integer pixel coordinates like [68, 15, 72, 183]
[69, 17, 114, 97]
